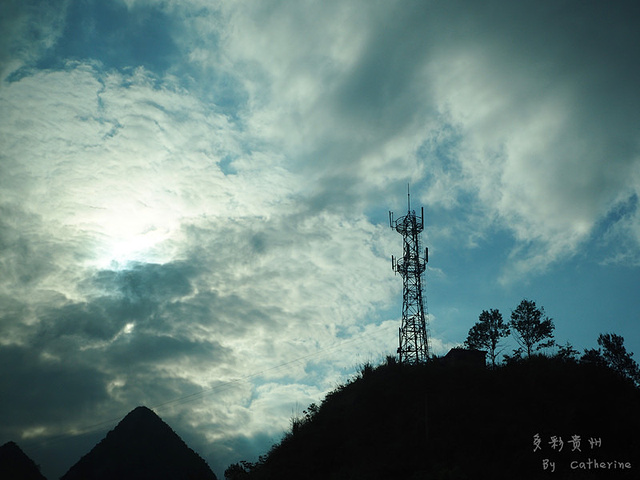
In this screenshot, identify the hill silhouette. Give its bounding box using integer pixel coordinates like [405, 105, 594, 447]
[61, 406, 217, 480]
[0, 441, 47, 480]
[227, 356, 640, 479]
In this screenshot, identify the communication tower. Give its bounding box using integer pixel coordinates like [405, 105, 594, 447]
[389, 189, 430, 364]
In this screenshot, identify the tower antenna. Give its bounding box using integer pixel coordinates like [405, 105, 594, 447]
[389, 190, 430, 364]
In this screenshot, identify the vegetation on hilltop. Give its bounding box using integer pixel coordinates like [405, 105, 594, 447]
[227, 355, 640, 479]
[225, 310, 640, 480]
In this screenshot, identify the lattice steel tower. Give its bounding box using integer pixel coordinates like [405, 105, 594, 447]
[389, 189, 430, 364]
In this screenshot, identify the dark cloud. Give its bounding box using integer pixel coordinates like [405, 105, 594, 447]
[23, 262, 194, 350]
[0, 252, 237, 476]
[105, 332, 230, 368]
[38, 300, 129, 343]
[90, 261, 195, 301]
[162, 289, 282, 338]
[0, 345, 109, 434]
[332, 3, 431, 134]
[0, 205, 61, 286]
[460, 0, 640, 183]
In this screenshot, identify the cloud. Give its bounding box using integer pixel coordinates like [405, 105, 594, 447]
[0, 0, 69, 80]
[176, 0, 640, 271]
[0, 344, 109, 438]
[0, 55, 396, 476]
[422, 0, 640, 271]
[4, 1, 640, 275]
[599, 193, 640, 266]
[2, 1, 640, 477]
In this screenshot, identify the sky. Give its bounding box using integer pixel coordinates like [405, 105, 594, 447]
[1, 0, 639, 477]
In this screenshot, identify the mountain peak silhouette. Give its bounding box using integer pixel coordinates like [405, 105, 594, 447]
[61, 406, 217, 480]
[0, 441, 47, 480]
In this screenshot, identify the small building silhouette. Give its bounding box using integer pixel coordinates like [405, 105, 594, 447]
[442, 347, 486, 368]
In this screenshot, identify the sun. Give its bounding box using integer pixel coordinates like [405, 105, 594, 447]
[72, 190, 186, 270]
[93, 225, 174, 270]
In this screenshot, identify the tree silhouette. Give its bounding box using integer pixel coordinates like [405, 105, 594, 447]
[224, 461, 254, 480]
[580, 347, 607, 367]
[509, 299, 554, 357]
[597, 333, 640, 385]
[555, 341, 579, 362]
[464, 309, 510, 367]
